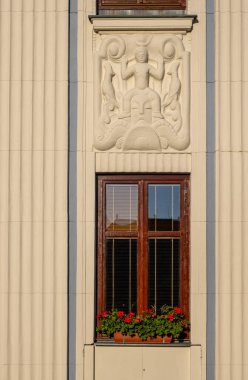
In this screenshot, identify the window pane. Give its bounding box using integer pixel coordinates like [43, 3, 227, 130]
[148, 239, 180, 310]
[106, 185, 138, 231]
[148, 184, 180, 231]
[105, 239, 137, 313]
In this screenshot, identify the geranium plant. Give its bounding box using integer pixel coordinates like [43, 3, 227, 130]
[96, 305, 190, 342]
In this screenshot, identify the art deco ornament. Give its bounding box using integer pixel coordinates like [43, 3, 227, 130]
[94, 34, 190, 152]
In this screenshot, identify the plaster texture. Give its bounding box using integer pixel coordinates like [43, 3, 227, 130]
[5, 0, 247, 378]
[215, 3, 248, 379]
[0, 2, 68, 379]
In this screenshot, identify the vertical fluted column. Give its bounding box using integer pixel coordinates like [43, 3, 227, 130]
[215, 1, 248, 379]
[0, 1, 68, 379]
[241, 2, 248, 379]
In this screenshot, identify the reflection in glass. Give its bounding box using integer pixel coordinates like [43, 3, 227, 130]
[106, 185, 138, 231]
[148, 239, 180, 309]
[105, 239, 137, 313]
[148, 184, 180, 231]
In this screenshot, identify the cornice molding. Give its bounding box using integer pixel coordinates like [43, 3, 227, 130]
[89, 15, 197, 33]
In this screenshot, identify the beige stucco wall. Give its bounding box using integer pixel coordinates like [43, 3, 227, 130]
[77, 1, 206, 380]
[215, 1, 248, 379]
[2, 0, 248, 379]
[0, 1, 68, 379]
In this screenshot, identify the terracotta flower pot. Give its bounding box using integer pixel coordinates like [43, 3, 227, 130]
[123, 333, 141, 343]
[114, 332, 172, 344]
[146, 336, 163, 344]
[114, 332, 140, 343]
[163, 334, 173, 344]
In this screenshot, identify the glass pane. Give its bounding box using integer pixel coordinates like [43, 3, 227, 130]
[148, 184, 180, 231]
[106, 185, 138, 231]
[148, 239, 180, 310]
[105, 239, 137, 313]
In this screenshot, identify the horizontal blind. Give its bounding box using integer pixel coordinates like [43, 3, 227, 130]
[148, 238, 180, 310]
[106, 185, 138, 232]
[105, 239, 137, 313]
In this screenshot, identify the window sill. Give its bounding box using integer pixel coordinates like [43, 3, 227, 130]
[95, 340, 191, 347]
[95, 335, 191, 347]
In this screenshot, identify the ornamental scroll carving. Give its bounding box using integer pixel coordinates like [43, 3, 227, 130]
[94, 34, 190, 152]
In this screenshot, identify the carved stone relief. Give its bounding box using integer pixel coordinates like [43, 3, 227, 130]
[94, 34, 190, 152]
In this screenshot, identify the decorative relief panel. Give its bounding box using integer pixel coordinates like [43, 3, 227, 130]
[94, 34, 190, 152]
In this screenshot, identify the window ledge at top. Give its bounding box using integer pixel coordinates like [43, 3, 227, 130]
[89, 15, 197, 33]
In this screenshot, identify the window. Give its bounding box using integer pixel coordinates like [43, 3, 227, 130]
[98, 0, 186, 11]
[97, 174, 190, 320]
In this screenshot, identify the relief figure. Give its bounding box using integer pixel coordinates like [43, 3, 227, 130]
[119, 47, 164, 120]
[101, 62, 119, 124]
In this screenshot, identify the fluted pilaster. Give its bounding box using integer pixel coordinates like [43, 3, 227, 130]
[0, 1, 68, 379]
[215, 1, 248, 379]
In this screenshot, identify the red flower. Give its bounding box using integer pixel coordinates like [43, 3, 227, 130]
[97, 313, 101, 319]
[124, 316, 132, 323]
[174, 307, 183, 314]
[135, 318, 141, 323]
[167, 313, 175, 322]
[117, 311, 124, 318]
[102, 311, 108, 318]
[129, 312, 135, 317]
[146, 308, 153, 314]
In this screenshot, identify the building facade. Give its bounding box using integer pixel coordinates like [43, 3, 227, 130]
[0, 0, 247, 379]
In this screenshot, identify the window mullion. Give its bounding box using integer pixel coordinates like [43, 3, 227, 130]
[137, 180, 147, 314]
[143, 180, 148, 313]
[137, 181, 143, 314]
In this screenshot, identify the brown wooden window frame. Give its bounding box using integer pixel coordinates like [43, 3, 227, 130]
[97, 174, 190, 321]
[98, 0, 186, 11]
